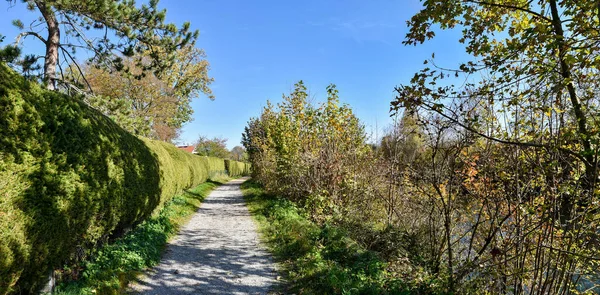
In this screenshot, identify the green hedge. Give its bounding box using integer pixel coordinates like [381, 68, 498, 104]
[224, 159, 251, 177]
[143, 140, 224, 210]
[202, 155, 227, 179]
[0, 64, 222, 294]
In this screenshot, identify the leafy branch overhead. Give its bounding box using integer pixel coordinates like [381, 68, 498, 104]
[390, 1, 600, 292]
[393, 0, 600, 185]
[9, 0, 199, 90]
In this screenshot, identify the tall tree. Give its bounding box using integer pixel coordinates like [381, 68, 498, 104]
[393, 0, 600, 212]
[81, 45, 213, 141]
[230, 146, 246, 161]
[393, 1, 600, 293]
[194, 136, 230, 158]
[8, 0, 197, 90]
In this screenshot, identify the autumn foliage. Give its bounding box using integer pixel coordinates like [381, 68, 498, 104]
[242, 1, 600, 293]
[245, 78, 600, 293]
[243, 81, 372, 219]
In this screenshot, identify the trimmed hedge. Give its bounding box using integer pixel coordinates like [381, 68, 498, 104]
[224, 159, 251, 177]
[143, 140, 224, 210]
[202, 155, 227, 179]
[0, 64, 223, 294]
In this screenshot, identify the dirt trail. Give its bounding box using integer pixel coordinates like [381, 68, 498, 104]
[130, 178, 277, 295]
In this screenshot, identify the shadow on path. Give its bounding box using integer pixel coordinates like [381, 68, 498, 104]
[129, 178, 277, 295]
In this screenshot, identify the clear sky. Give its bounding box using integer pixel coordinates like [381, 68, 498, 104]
[0, 0, 470, 149]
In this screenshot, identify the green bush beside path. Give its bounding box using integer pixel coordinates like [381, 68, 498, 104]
[0, 64, 230, 294]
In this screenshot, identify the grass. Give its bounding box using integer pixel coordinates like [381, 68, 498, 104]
[52, 179, 228, 295]
[241, 180, 410, 295]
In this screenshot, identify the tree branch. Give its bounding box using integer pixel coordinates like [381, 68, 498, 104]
[15, 31, 47, 45]
[419, 101, 591, 166]
[61, 13, 99, 55]
[465, 0, 552, 22]
[59, 45, 93, 93]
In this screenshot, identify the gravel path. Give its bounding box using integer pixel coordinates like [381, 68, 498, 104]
[130, 178, 277, 295]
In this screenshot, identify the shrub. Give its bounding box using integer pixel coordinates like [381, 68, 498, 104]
[241, 81, 369, 218]
[202, 155, 227, 180]
[0, 64, 221, 294]
[242, 181, 407, 295]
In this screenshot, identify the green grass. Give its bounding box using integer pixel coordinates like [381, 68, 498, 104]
[242, 180, 410, 295]
[53, 180, 227, 295]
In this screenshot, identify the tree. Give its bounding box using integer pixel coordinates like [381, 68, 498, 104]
[378, 110, 425, 225]
[380, 110, 423, 164]
[230, 146, 246, 161]
[394, 0, 599, 189]
[242, 116, 267, 164]
[393, 1, 600, 293]
[8, 0, 197, 90]
[194, 136, 230, 158]
[81, 44, 213, 141]
[243, 81, 370, 218]
[0, 35, 19, 62]
[0, 34, 41, 77]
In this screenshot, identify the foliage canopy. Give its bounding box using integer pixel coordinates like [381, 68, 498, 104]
[8, 0, 198, 90]
[81, 45, 213, 142]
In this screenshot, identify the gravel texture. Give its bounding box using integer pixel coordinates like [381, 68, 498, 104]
[130, 178, 278, 295]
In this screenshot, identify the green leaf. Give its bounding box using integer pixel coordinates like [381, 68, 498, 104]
[11, 19, 24, 30]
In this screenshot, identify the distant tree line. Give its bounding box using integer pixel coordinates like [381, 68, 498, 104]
[193, 135, 247, 161]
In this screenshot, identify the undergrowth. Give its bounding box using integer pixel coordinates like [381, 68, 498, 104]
[242, 180, 412, 295]
[52, 180, 226, 295]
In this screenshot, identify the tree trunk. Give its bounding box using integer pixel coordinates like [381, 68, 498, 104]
[444, 206, 454, 292]
[35, 0, 59, 90]
[549, 0, 596, 224]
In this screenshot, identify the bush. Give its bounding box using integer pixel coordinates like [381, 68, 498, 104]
[143, 140, 224, 209]
[241, 81, 369, 216]
[242, 181, 408, 295]
[224, 159, 251, 177]
[0, 64, 222, 294]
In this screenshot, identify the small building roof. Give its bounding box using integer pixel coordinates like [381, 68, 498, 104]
[177, 145, 196, 154]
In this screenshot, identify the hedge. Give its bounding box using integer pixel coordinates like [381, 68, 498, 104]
[0, 64, 223, 294]
[224, 159, 251, 177]
[143, 140, 224, 210]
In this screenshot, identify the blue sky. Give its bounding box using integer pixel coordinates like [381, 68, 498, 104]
[1, 0, 470, 149]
